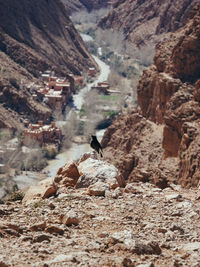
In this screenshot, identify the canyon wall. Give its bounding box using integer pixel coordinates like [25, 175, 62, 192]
[0, 0, 97, 131]
[102, 3, 200, 188]
[62, 0, 111, 14]
[99, 0, 199, 47]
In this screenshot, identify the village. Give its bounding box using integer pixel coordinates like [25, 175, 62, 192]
[0, 66, 112, 177]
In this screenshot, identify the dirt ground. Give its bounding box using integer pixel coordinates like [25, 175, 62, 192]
[0, 181, 200, 267]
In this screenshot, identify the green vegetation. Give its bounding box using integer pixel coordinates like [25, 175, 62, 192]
[0, 129, 12, 142]
[79, 107, 86, 117]
[33, 200, 45, 209]
[103, 110, 119, 118]
[100, 95, 119, 101]
[42, 145, 58, 159]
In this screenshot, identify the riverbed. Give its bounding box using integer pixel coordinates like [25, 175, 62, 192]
[43, 46, 110, 177]
[73, 55, 110, 110]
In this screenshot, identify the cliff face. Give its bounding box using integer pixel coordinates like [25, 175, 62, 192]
[0, 0, 97, 131]
[0, 0, 96, 76]
[99, 0, 199, 47]
[102, 4, 200, 188]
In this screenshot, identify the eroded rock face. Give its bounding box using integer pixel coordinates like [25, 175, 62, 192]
[0, 0, 97, 130]
[102, 4, 200, 187]
[137, 4, 200, 187]
[137, 67, 182, 123]
[99, 0, 199, 47]
[101, 111, 177, 188]
[62, 0, 111, 14]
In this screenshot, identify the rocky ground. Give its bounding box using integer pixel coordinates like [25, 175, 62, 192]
[0, 154, 200, 267]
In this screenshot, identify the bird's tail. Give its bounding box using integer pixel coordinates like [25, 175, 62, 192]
[100, 149, 103, 158]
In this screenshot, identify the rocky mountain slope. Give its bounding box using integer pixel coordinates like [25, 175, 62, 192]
[99, 0, 199, 47]
[1, 153, 200, 266]
[0, 0, 97, 131]
[62, 0, 111, 14]
[102, 3, 200, 188]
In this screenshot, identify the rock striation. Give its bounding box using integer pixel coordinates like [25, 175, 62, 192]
[102, 3, 200, 188]
[0, 0, 97, 130]
[99, 0, 199, 47]
[62, 0, 111, 14]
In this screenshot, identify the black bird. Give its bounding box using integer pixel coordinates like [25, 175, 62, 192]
[90, 135, 103, 157]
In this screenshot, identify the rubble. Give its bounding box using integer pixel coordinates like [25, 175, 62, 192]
[0, 179, 200, 266]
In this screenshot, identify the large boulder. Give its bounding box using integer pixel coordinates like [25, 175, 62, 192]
[76, 157, 126, 189]
[54, 161, 80, 187]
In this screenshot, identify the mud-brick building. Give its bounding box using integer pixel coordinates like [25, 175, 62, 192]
[23, 121, 62, 147]
[92, 82, 110, 94]
[88, 68, 95, 77]
[45, 81, 71, 111]
[72, 75, 85, 88]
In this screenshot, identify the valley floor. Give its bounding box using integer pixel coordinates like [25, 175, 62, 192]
[0, 182, 200, 266]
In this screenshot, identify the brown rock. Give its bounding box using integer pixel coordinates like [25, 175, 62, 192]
[122, 258, 135, 267]
[194, 80, 200, 101]
[42, 183, 57, 199]
[133, 241, 162, 255]
[88, 182, 109, 196]
[30, 222, 47, 232]
[137, 69, 181, 123]
[54, 161, 80, 187]
[60, 212, 80, 226]
[76, 158, 125, 189]
[99, 0, 198, 48]
[0, 0, 98, 132]
[45, 225, 64, 235]
[23, 179, 57, 204]
[33, 234, 51, 243]
[0, 261, 9, 267]
[101, 4, 200, 188]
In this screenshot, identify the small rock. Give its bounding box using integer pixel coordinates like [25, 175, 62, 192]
[45, 254, 76, 264]
[124, 184, 143, 194]
[60, 211, 79, 226]
[54, 174, 62, 183]
[48, 202, 55, 210]
[176, 201, 192, 209]
[45, 225, 64, 235]
[136, 263, 154, 267]
[0, 209, 6, 215]
[30, 222, 46, 232]
[42, 182, 57, 199]
[158, 228, 168, 234]
[7, 223, 22, 234]
[20, 235, 33, 242]
[170, 225, 184, 234]
[88, 182, 109, 196]
[33, 234, 51, 243]
[78, 152, 92, 163]
[111, 230, 135, 249]
[182, 242, 200, 252]
[122, 257, 135, 267]
[165, 193, 182, 201]
[107, 177, 119, 189]
[0, 261, 9, 267]
[133, 241, 162, 255]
